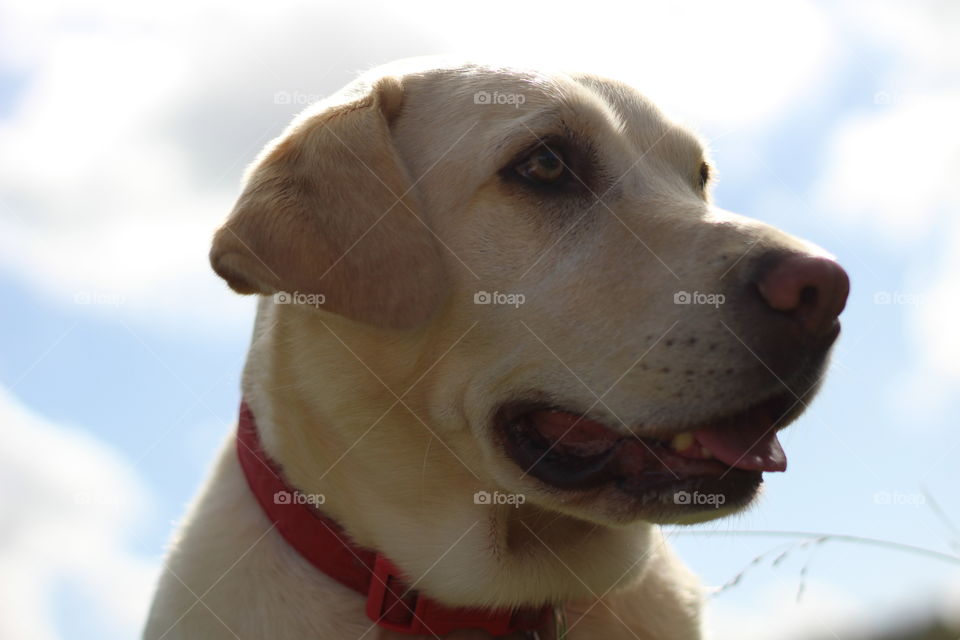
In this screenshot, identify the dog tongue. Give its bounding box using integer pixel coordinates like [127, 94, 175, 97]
[693, 424, 787, 472]
[528, 411, 620, 456]
[528, 408, 788, 472]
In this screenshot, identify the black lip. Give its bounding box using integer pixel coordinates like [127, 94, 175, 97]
[501, 414, 619, 490]
[494, 392, 790, 511]
[615, 469, 762, 518]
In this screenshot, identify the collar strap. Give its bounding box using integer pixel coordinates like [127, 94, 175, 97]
[236, 401, 552, 636]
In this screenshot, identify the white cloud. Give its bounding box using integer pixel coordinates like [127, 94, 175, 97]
[810, 3, 960, 402]
[423, 0, 834, 130]
[0, 3, 253, 331]
[814, 91, 960, 243]
[812, 2, 960, 240]
[0, 0, 836, 332]
[707, 581, 869, 640]
[837, 0, 960, 86]
[906, 222, 960, 387]
[0, 385, 157, 640]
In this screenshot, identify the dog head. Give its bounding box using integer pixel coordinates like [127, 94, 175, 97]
[211, 59, 849, 530]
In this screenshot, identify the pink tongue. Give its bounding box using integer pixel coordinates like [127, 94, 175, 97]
[529, 409, 788, 472]
[693, 424, 787, 472]
[529, 411, 620, 456]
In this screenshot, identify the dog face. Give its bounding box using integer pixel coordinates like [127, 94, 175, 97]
[212, 60, 848, 529]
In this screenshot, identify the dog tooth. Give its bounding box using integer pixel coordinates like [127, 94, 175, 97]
[670, 432, 694, 452]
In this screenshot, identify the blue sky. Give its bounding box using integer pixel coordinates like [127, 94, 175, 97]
[1, 1, 959, 638]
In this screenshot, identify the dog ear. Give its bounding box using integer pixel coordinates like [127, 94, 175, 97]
[210, 76, 446, 329]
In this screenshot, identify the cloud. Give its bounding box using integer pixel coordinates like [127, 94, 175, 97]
[838, 0, 960, 84]
[419, 0, 834, 130]
[812, 2, 960, 240]
[905, 221, 960, 393]
[0, 2, 254, 331]
[813, 91, 960, 244]
[706, 581, 869, 640]
[0, 385, 157, 640]
[809, 3, 960, 409]
[0, 0, 836, 332]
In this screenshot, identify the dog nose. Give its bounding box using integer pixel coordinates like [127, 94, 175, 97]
[756, 254, 850, 335]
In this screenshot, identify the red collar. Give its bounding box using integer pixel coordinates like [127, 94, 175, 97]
[236, 401, 552, 636]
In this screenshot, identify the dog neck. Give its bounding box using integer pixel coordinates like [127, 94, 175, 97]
[236, 399, 553, 637]
[235, 301, 667, 622]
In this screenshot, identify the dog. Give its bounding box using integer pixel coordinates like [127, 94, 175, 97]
[144, 58, 849, 639]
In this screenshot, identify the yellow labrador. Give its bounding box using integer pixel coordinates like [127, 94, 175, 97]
[144, 58, 849, 639]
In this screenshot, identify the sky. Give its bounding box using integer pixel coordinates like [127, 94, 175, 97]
[1, 1, 958, 638]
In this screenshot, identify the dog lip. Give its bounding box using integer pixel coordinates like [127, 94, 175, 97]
[496, 389, 796, 444]
[614, 468, 763, 517]
[496, 401, 766, 515]
[639, 389, 800, 440]
[494, 390, 796, 495]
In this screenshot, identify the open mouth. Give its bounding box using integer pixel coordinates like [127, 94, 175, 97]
[496, 392, 797, 514]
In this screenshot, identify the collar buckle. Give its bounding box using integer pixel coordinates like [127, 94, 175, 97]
[239, 400, 552, 637]
[366, 553, 543, 636]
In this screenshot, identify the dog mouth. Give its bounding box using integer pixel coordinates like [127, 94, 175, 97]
[496, 392, 797, 514]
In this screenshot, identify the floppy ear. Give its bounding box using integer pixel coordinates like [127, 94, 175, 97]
[210, 76, 446, 329]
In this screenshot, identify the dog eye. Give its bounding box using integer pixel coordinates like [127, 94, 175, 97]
[516, 146, 568, 184]
[699, 162, 711, 190]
